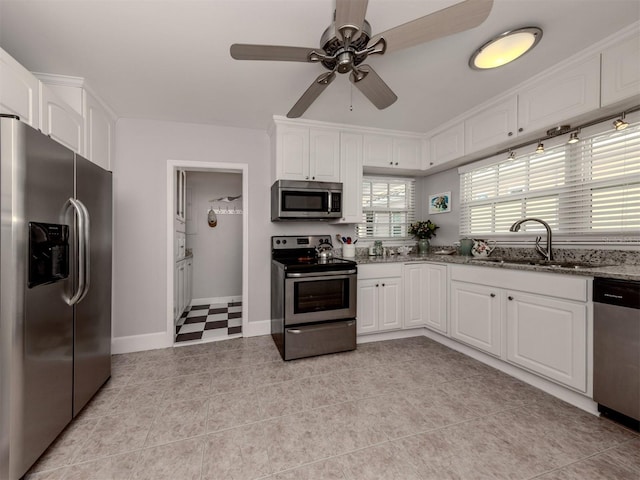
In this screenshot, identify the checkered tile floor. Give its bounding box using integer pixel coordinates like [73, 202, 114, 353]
[175, 301, 242, 343]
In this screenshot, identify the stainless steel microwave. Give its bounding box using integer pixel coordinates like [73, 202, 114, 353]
[271, 180, 343, 221]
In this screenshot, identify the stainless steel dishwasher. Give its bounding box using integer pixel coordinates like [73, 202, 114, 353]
[593, 277, 640, 430]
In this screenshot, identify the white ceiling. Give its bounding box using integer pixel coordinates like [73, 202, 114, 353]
[1, 0, 639, 133]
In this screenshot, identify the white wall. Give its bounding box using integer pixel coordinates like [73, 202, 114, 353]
[186, 171, 242, 299]
[418, 168, 460, 247]
[113, 118, 351, 346]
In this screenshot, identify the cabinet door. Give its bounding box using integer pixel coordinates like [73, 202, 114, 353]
[336, 132, 363, 224]
[0, 48, 39, 127]
[429, 123, 464, 166]
[363, 135, 393, 167]
[601, 34, 640, 107]
[464, 96, 518, 154]
[517, 56, 600, 135]
[403, 264, 427, 328]
[379, 277, 402, 331]
[185, 259, 193, 309]
[392, 137, 421, 169]
[40, 83, 84, 153]
[276, 125, 309, 180]
[357, 279, 379, 334]
[309, 128, 340, 182]
[177, 262, 186, 317]
[425, 264, 447, 333]
[506, 292, 587, 392]
[450, 281, 501, 356]
[84, 90, 115, 171]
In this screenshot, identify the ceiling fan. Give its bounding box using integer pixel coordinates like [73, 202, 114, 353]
[230, 0, 493, 118]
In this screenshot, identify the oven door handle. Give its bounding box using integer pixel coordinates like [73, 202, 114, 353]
[286, 269, 356, 278]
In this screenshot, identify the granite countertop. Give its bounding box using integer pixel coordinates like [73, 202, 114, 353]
[353, 252, 640, 281]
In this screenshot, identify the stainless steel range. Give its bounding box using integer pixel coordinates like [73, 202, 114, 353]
[271, 235, 357, 360]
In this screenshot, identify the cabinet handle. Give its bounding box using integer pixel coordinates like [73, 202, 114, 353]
[518, 128, 524, 133]
[389, 161, 393, 165]
[376, 284, 379, 287]
[305, 176, 309, 180]
[508, 132, 513, 136]
[382, 283, 386, 287]
[394, 162, 398, 166]
[430, 162, 434, 166]
[508, 296, 514, 301]
[490, 293, 495, 298]
[312, 176, 315, 180]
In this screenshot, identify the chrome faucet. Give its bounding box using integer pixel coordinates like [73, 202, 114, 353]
[509, 218, 553, 261]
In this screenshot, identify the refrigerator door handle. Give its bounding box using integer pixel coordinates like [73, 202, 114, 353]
[65, 198, 86, 306]
[76, 199, 90, 303]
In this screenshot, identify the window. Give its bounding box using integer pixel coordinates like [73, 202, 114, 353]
[358, 176, 416, 239]
[459, 117, 640, 240]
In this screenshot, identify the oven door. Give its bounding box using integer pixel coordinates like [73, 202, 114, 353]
[284, 270, 357, 325]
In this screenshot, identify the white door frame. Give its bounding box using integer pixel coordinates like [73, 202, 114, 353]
[166, 160, 249, 346]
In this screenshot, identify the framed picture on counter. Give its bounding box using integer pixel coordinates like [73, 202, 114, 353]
[428, 191, 451, 214]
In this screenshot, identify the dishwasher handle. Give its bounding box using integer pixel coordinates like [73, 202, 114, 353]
[593, 277, 640, 309]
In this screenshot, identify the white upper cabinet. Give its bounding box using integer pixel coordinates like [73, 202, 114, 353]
[601, 33, 640, 107]
[336, 132, 363, 224]
[0, 48, 39, 127]
[363, 134, 393, 167]
[429, 122, 464, 166]
[309, 127, 340, 182]
[83, 89, 116, 171]
[363, 134, 422, 169]
[464, 96, 518, 154]
[517, 55, 601, 135]
[273, 123, 340, 182]
[40, 82, 84, 154]
[392, 137, 422, 169]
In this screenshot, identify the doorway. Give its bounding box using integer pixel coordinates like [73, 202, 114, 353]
[166, 161, 249, 347]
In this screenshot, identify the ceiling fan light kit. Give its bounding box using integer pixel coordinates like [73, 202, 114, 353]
[230, 0, 494, 118]
[469, 26, 542, 70]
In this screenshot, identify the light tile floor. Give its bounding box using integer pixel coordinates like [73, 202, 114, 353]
[25, 336, 640, 480]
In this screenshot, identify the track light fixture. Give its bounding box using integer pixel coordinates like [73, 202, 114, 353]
[567, 131, 580, 144]
[613, 112, 629, 131]
[535, 141, 544, 154]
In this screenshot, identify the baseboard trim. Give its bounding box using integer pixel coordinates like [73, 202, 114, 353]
[356, 328, 426, 344]
[191, 295, 242, 306]
[244, 319, 270, 337]
[111, 331, 171, 354]
[419, 328, 599, 416]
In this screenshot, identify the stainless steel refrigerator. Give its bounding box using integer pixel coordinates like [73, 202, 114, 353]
[0, 115, 112, 480]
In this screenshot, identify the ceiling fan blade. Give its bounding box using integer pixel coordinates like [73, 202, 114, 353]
[370, 0, 493, 54]
[350, 65, 397, 110]
[287, 72, 336, 118]
[230, 44, 317, 62]
[335, 0, 369, 41]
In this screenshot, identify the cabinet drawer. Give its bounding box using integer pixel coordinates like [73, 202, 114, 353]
[357, 263, 403, 279]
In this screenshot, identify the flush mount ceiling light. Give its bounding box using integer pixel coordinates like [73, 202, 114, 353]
[613, 112, 629, 131]
[470, 26, 543, 70]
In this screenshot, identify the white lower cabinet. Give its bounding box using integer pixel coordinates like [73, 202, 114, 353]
[357, 264, 403, 334]
[174, 257, 193, 323]
[403, 263, 447, 332]
[450, 281, 502, 356]
[449, 265, 590, 392]
[506, 291, 587, 392]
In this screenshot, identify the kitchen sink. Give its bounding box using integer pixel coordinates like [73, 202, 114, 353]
[469, 257, 614, 269]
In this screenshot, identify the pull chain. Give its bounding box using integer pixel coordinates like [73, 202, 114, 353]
[350, 83, 353, 112]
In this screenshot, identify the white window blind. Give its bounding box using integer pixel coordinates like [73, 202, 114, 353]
[358, 176, 416, 239]
[460, 117, 640, 239]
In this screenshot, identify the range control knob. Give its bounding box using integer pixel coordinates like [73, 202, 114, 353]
[276, 239, 281, 244]
[282, 239, 287, 244]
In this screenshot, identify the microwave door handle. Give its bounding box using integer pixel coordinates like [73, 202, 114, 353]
[327, 191, 331, 215]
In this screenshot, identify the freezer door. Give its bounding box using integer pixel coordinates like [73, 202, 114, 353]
[1, 118, 75, 480]
[73, 155, 112, 417]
